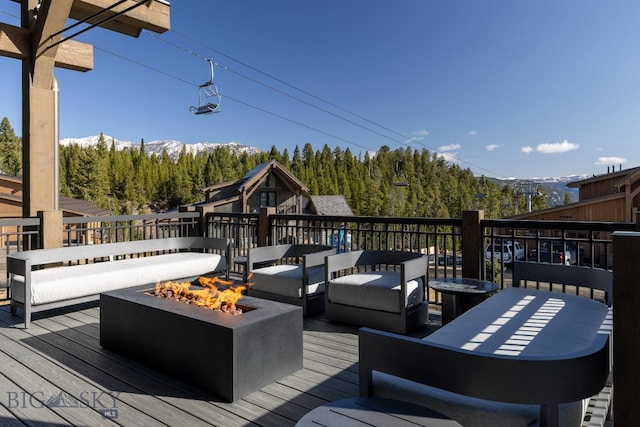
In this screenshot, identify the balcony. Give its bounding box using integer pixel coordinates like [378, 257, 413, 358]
[0, 209, 633, 425]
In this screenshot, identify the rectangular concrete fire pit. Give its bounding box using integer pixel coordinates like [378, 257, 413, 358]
[100, 284, 303, 402]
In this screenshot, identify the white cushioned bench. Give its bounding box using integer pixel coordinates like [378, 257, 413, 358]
[8, 236, 230, 328]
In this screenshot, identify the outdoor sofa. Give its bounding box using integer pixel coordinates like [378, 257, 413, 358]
[8, 236, 231, 328]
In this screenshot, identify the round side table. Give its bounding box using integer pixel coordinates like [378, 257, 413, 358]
[429, 277, 499, 325]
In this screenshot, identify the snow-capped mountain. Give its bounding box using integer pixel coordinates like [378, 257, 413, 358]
[59, 135, 262, 160]
[489, 175, 590, 206]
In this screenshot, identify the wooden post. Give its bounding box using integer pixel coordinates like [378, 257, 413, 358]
[462, 210, 484, 279]
[5, 0, 169, 218]
[258, 207, 275, 247]
[612, 231, 640, 424]
[38, 210, 63, 249]
[192, 205, 213, 238]
[22, 0, 73, 217]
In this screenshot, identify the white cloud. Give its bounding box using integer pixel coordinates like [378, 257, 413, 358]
[467, 130, 477, 136]
[536, 140, 579, 154]
[406, 129, 429, 143]
[521, 146, 534, 154]
[438, 152, 459, 163]
[438, 143, 461, 152]
[595, 156, 627, 165]
[485, 144, 500, 151]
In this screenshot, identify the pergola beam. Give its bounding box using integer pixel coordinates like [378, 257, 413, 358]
[69, 0, 170, 36]
[30, 0, 74, 88]
[1, 23, 93, 71]
[11, 0, 171, 37]
[6, 0, 170, 221]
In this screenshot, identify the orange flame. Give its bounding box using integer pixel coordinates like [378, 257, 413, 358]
[153, 276, 248, 312]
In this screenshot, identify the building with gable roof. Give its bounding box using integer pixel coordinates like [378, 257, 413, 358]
[196, 160, 309, 214]
[511, 166, 639, 223]
[0, 174, 110, 218]
[304, 195, 354, 216]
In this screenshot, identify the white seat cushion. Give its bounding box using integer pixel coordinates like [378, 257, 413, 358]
[371, 371, 587, 427]
[328, 271, 423, 313]
[11, 252, 225, 305]
[249, 264, 325, 298]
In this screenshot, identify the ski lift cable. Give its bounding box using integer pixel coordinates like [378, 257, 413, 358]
[147, 31, 412, 148]
[49, 0, 130, 39]
[146, 32, 511, 179]
[166, 29, 414, 143]
[0, 9, 20, 20]
[2, 8, 509, 179]
[40, 0, 153, 55]
[93, 45, 372, 151]
[95, 40, 504, 181]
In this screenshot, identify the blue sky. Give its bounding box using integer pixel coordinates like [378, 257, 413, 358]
[1, 0, 639, 179]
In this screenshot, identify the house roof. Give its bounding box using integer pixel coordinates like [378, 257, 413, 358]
[58, 195, 111, 216]
[305, 195, 354, 216]
[567, 166, 640, 188]
[0, 174, 110, 217]
[198, 160, 309, 208]
[239, 160, 310, 193]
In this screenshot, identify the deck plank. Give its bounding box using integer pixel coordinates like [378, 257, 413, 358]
[0, 304, 375, 426]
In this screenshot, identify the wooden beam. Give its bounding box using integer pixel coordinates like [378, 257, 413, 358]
[0, 23, 93, 71]
[31, 0, 74, 88]
[10, 0, 170, 37]
[0, 22, 29, 60]
[54, 38, 93, 71]
[68, 0, 170, 37]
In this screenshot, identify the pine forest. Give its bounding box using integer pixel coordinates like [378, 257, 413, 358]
[0, 117, 548, 218]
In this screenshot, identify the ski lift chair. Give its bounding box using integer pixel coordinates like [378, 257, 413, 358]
[393, 161, 409, 187]
[190, 58, 221, 115]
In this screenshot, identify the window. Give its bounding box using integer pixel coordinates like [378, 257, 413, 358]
[260, 175, 277, 188]
[260, 191, 277, 207]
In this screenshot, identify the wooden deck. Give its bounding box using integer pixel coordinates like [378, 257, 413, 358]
[0, 301, 439, 427]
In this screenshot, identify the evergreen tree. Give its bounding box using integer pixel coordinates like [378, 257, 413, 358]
[0, 117, 22, 176]
[8, 109, 549, 218]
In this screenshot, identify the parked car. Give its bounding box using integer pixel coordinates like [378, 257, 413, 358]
[485, 240, 525, 264]
[437, 254, 462, 266]
[527, 241, 571, 265]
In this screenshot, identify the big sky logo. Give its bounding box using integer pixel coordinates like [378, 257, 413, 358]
[6, 391, 119, 419]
